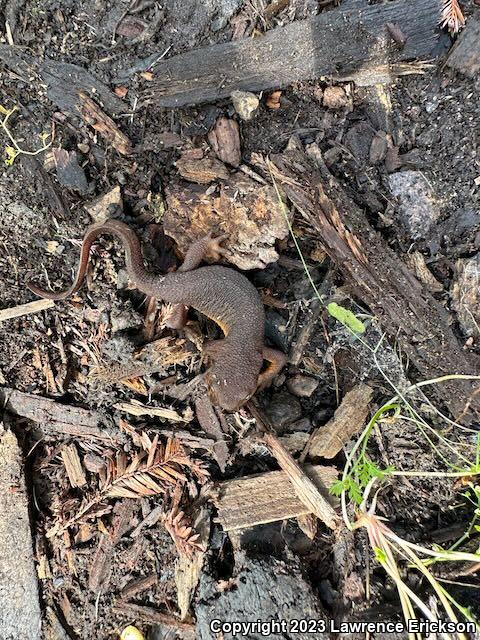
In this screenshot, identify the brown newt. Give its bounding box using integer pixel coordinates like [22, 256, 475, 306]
[27, 219, 286, 411]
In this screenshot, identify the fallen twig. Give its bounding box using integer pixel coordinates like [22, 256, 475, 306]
[0, 298, 54, 323]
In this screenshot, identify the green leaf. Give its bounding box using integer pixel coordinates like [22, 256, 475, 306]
[327, 302, 365, 334]
[329, 480, 347, 497]
[374, 547, 387, 563]
[329, 477, 363, 505]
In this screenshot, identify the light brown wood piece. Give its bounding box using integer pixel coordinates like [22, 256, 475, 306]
[0, 299, 54, 323]
[262, 432, 341, 530]
[303, 383, 374, 460]
[77, 91, 132, 155]
[111, 601, 194, 633]
[212, 463, 338, 531]
[61, 443, 87, 488]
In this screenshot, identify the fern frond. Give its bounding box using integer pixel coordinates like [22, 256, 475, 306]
[49, 437, 209, 536]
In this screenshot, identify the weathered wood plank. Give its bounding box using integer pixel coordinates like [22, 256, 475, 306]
[145, 0, 442, 107]
[211, 464, 338, 531]
[446, 18, 480, 78]
[0, 388, 124, 442]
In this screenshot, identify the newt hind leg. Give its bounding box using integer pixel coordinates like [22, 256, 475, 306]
[178, 232, 228, 273]
[257, 347, 287, 390]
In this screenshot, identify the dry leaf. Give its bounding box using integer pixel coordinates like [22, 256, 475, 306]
[266, 90, 282, 109]
[163, 507, 205, 558]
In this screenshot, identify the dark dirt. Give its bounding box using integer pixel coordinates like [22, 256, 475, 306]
[1, 0, 480, 639]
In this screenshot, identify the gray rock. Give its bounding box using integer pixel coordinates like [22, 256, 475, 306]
[231, 90, 259, 121]
[388, 170, 440, 240]
[265, 392, 302, 432]
[287, 374, 319, 398]
[450, 253, 480, 338]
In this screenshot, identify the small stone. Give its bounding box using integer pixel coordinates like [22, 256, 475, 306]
[84, 186, 122, 223]
[323, 86, 350, 110]
[77, 142, 90, 154]
[313, 85, 323, 102]
[286, 375, 319, 398]
[231, 90, 259, 121]
[388, 170, 440, 240]
[265, 392, 302, 432]
[45, 240, 65, 255]
[344, 121, 375, 163]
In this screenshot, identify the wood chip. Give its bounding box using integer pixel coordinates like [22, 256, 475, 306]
[114, 400, 189, 422]
[77, 91, 132, 155]
[194, 395, 229, 471]
[84, 186, 122, 223]
[175, 506, 210, 620]
[212, 463, 338, 531]
[302, 383, 374, 460]
[121, 573, 158, 599]
[404, 251, 443, 293]
[61, 443, 87, 488]
[207, 117, 241, 166]
[0, 298, 54, 323]
[176, 155, 230, 184]
[111, 602, 194, 633]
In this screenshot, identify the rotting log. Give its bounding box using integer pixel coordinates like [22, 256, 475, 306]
[144, 0, 442, 107]
[267, 150, 480, 420]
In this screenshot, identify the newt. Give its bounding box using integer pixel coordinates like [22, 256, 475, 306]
[27, 219, 286, 411]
